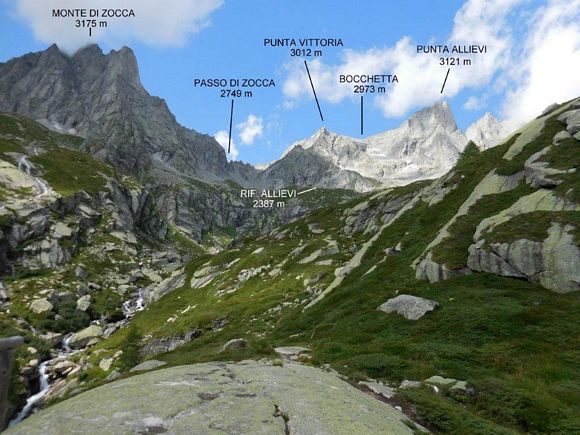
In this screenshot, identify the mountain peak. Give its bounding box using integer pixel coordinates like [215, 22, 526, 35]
[465, 111, 509, 150]
[404, 100, 458, 135]
[74, 44, 104, 57]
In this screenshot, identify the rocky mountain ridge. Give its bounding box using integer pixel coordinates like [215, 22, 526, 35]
[0, 44, 510, 199]
[5, 95, 572, 433]
[272, 102, 510, 190]
[0, 43, 578, 434]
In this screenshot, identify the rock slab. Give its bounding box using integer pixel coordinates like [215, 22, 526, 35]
[6, 361, 414, 435]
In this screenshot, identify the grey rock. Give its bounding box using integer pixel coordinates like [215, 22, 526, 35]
[129, 359, 167, 373]
[0, 288, 10, 302]
[378, 295, 439, 320]
[68, 325, 103, 349]
[274, 346, 310, 360]
[524, 146, 572, 188]
[192, 265, 217, 279]
[29, 298, 53, 314]
[6, 361, 415, 435]
[541, 103, 560, 116]
[553, 130, 572, 143]
[558, 109, 580, 135]
[190, 272, 218, 289]
[141, 329, 202, 357]
[147, 270, 186, 303]
[450, 381, 471, 394]
[40, 332, 63, 347]
[415, 256, 472, 283]
[468, 223, 580, 293]
[359, 381, 396, 399]
[74, 264, 88, 279]
[76, 295, 91, 312]
[56, 291, 75, 303]
[220, 338, 248, 353]
[425, 375, 459, 386]
[399, 380, 422, 389]
[53, 222, 73, 238]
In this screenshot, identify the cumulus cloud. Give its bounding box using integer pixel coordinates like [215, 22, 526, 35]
[501, 0, 580, 127]
[214, 130, 238, 161]
[282, 0, 520, 117]
[464, 96, 483, 110]
[236, 114, 264, 145]
[11, 0, 224, 54]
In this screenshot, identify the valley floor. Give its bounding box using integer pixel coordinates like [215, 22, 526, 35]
[1, 99, 580, 434]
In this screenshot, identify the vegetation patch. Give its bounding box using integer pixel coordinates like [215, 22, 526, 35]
[484, 211, 580, 245]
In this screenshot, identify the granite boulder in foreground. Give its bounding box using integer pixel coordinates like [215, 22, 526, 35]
[7, 360, 415, 435]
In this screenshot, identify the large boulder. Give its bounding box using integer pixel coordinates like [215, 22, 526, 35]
[29, 298, 53, 314]
[558, 108, 580, 135]
[6, 361, 416, 435]
[147, 270, 186, 303]
[378, 294, 438, 320]
[468, 222, 580, 293]
[219, 338, 248, 353]
[76, 295, 91, 312]
[68, 325, 103, 349]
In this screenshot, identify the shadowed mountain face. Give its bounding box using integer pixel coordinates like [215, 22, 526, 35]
[0, 44, 239, 180]
[0, 44, 509, 194]
[0, 44, 510, 239]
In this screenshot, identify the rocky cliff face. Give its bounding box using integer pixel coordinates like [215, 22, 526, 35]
[0, 45, 348, 239]
[273, 102, 511, 190]
[413, 98, 580, 292]
[0, 44, 233, 180]
[258, 144, 381, 192]
[465, 112, 510, 150]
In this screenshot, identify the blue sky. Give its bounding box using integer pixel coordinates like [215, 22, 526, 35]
[1, 0, 579, 164]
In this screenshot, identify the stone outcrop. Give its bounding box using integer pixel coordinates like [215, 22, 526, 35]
[140, 330, 202, 357]
[378, 294, 439, 320]
[6, 361, 415, 435]
[220, 338, 248, 353]
[524, 147, 574, 188]
[468, 223, 580, 293]
[146, 270, 186, 303]
[68, 325, 103, 349]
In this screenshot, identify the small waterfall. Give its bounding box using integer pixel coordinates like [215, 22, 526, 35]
[123, 288, 146, 317]
[17, 156, 50, 196]
[8, 362, 50, 426]
[135, 289, 145, 312]
[62, 334, 73, 353]
[9, 290, 146, 426]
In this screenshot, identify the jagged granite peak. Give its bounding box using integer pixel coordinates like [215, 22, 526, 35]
[402, 100, 458, 134]
[276, 101, 467, 188]
[0, 44, 237, 180]
[273, 102, 513, 190]
[466, 112, 510, 150]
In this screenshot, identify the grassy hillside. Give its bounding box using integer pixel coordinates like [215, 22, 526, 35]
[2, 98, 579, 433]
[83, 99, 580, 434]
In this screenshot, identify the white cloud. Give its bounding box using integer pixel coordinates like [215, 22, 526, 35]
[236, 114, 264, 145]
[282, 0, 520, 117]
[501, 0, 580, 127]
[11, 0, 224, 54]
[464, 96, 483, 110]
[214, 130, 239, 161]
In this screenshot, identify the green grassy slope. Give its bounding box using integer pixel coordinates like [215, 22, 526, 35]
[88, 100, 580, 433]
